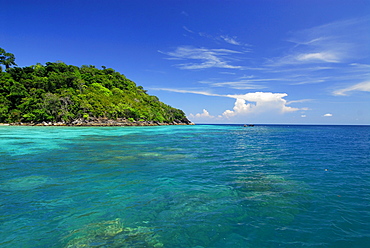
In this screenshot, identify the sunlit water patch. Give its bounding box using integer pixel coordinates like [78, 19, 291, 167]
[0, 125, 369, 247]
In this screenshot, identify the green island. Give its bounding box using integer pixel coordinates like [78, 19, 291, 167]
[0, 48, 192, 126]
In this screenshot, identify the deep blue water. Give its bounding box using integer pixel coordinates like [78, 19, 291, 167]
[0, 125, 369, 247]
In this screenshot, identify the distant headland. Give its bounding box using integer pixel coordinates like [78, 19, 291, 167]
[0, 48, 193, 126]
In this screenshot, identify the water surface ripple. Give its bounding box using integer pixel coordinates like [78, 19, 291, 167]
[0, 125, 369, 247]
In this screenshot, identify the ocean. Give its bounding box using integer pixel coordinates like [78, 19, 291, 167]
[0, 124, 369, 247]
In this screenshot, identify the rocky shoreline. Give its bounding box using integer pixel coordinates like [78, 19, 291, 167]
[1, 117, 194, 127]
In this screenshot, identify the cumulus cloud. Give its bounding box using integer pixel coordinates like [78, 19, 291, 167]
[159, 46, 243, 70]
[222, 99, 252, 118]
[333, 81, 370, 96]
[152, 88, 304, 121]
[188, 109, 214, 119]
[323, 113, 333, 117]
[222, 92, 300, 118]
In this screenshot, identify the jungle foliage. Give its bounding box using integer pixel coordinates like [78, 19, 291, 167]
[0, 61, 188, 124]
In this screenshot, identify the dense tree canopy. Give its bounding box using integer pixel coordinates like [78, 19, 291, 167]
[0, 48, 17, 70]
[0, 61, 190, 124]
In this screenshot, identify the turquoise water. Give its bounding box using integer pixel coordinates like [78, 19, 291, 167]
[0, 125, 369, 247]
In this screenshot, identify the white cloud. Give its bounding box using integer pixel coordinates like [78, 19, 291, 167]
[183, 26, 194, 33]
[188, 109, 214, 119]
[222, 92, 300, 118]
[270, 17, 370, 66]
[273, 51, 342, 66]
[333, 81, 370, 96]
[287, 99, 312, 104]
[213, 81, 265, 90]
[350, 63, 370, 69]
[220, 35, 241, 45]
[199, 74, 294, 90]
[149, 87, 221, 97]
[323, 113, 333, 117]
[159, 46, 243, 70]
[222, 99, 252, 118]
[290, 78, 327, 85]
[301, 115, 307, 118]
[183, 27, 248, 47]
[200, 79, 266, 90]
[296, 52, 339, 63]
[152, 89, 305, 121]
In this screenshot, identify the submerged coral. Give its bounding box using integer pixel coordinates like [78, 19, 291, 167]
[153, 185, 241, 247]
[64, 218, 163, 248]
[1, 175, 51, 191]
[234, 173, 311, 224]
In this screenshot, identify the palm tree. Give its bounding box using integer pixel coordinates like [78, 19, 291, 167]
[0, 47, 17, 69]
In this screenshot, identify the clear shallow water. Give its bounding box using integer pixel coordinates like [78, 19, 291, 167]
[0, 125, 369, 247]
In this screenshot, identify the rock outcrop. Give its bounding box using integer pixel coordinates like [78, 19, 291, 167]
[8, 117, 194, 126]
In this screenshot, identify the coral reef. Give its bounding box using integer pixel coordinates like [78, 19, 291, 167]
[64, 218, 163, 248]
[234, 173, 311, 224]
[1, 175, 50, 191]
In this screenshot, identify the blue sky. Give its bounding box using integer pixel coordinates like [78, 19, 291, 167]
[2, 0, 370, 124]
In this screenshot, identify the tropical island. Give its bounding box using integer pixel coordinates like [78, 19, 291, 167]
[0, 48, 192, 126]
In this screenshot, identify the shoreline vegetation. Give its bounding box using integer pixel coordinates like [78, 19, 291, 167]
[0, 48, 193, 126]
[0, 117, 193, 126]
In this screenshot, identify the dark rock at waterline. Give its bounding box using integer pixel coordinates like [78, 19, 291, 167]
[7, 117, 194, 126]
